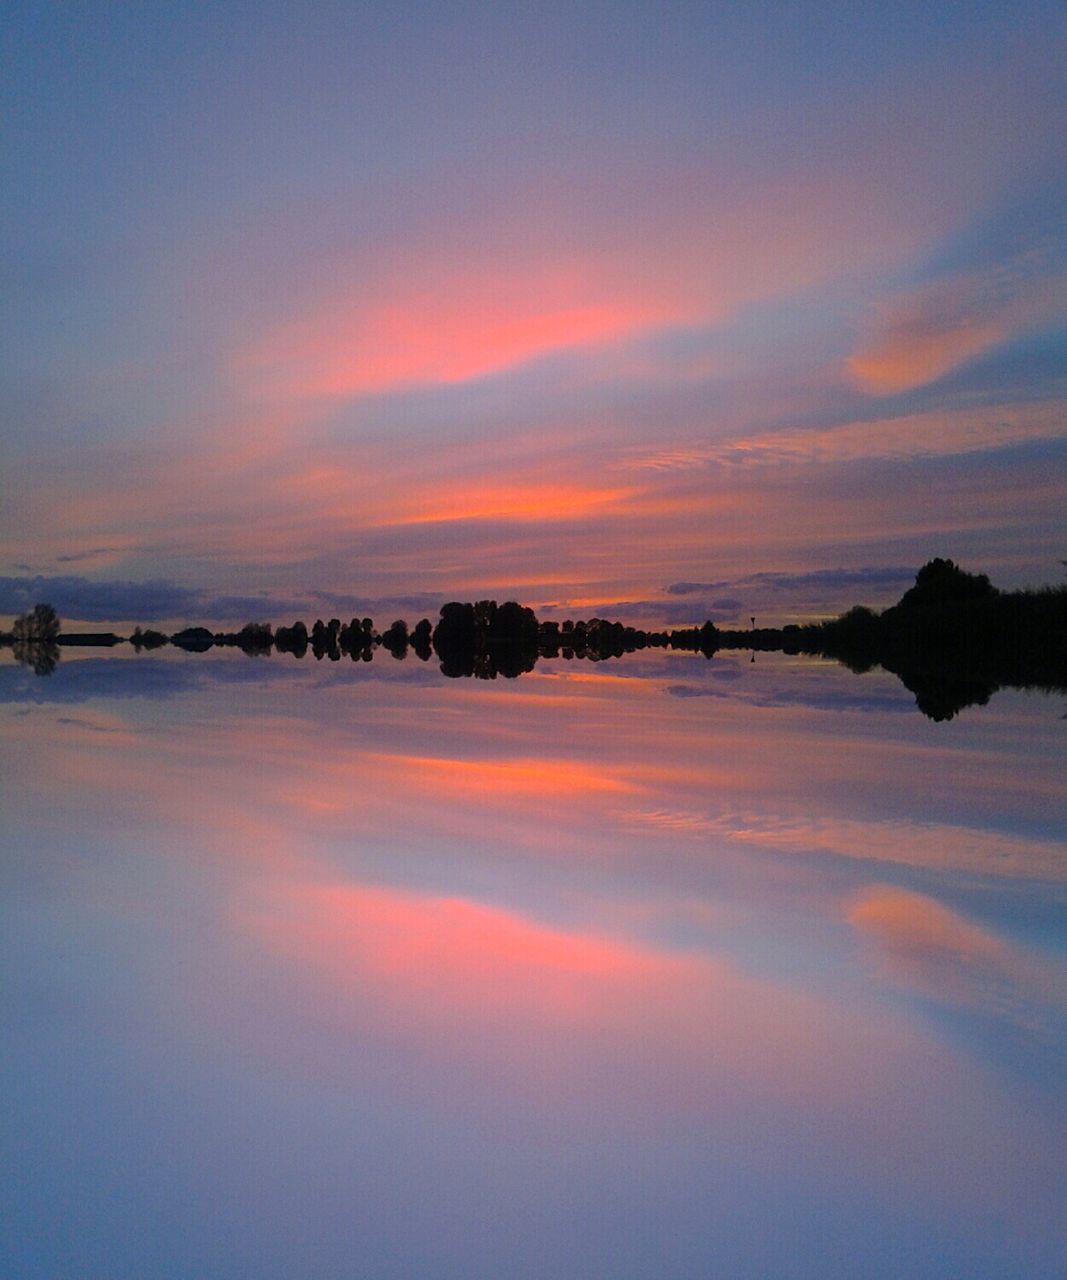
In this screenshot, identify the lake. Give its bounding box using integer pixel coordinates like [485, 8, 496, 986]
[2, 647, 1065, 1279]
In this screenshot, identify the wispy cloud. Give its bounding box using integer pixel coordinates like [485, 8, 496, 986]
[628, 400, 1067, 474]
[54, 546, 126, 565]
[666, 567, 915, 597]
[622, 808, 1067, 882]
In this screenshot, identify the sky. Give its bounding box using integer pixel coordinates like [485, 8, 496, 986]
[2, 1, 1066, 625]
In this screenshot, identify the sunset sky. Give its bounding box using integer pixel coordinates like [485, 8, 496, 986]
[3, 1, 1065, 625]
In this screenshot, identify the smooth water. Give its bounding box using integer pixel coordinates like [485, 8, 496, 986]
[2, 649, 1065, 1279]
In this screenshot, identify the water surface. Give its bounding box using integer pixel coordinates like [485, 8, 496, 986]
[2, 650, 1065, 1279]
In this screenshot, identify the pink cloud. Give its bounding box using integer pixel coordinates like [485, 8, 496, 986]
[234, 256, 693, 400]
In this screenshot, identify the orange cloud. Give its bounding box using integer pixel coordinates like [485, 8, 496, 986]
[389, 481, 636, 525]
[848, 262, 1067, 394]
[234, 871, 1060, 1220]
[365, 752, 636, 801]
[849, 316, 1003, 394]
[849, 886, 1009, 964]
[848, 886, 1066, 1026]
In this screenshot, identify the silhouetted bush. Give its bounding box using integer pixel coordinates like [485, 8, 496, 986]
[172, 627, 215, 652]
[131, 627, 169, 651]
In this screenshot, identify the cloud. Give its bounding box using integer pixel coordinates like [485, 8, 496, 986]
[633, 400, 1067, 475]
[666, 567, 915, 597]
[848, 248, 1067, 394]
[235, 251, 698, 401]
[230, 102, 1011, 410]
[848, 284, 1005, 394]
[54, 546, 125, 564]
[0, 576, 205, 622]
[665, 683, 913, 716]
[535, 597, 743, 625]
[0, 657, 204, 704]
[848, 886, 1067, 1030]
[237, 874, 947, 1131]
[0, 648, 448, 706]
[0, 575, 449, 625]
[622, 809, 1067, 882]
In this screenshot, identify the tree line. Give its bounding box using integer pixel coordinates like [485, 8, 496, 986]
[714, 558, 1067, 719]
[3, 560, 1065, 718]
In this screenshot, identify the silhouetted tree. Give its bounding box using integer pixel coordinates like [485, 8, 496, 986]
[897, 670, 994, 722]
[489, 601, 539, 644]
[12, 603, 59, 643]
[237, 622, 273, 655]
[275, 621, 308, 657]
[896, 558, 996, 610]
[411, 618, 433, 660]
[339, 619, 358, 655]
[381, 619, 409, 659]
[434, 603, 476, 675]
[8, 603, 61, 673]
[310, 619, 340, 661]
[435, 602, 475, 643]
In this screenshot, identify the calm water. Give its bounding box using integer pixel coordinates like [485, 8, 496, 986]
[2, 648, 1065, 1279]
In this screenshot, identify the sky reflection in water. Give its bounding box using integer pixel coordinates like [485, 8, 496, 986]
[2, 651, 1065, 1280]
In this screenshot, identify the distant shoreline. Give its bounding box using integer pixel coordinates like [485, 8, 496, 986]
[3, 560, 1065, 720]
